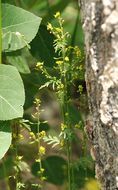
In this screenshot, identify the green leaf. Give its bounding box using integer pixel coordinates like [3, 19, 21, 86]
[0, 64, 25, 120]
[22, 70, 47, 109]
[0, 121, 11, 160]
[42, 0, 72, 24]
[6, 48, 31, 74]
[30, 25, 56, 67]
[0, 156, 14, 178]
[73, 157, 95, 188]
[68, 103, 82, 125]
[32, 155, 67, 185]
[2, 3, 42, 52]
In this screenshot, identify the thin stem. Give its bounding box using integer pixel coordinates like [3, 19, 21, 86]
[37, 105, 41, 169]
[2, 159, 10, 190]
[14, 125, 20, 190]
[61, 44, 72, 190]
[0, 0, 2, 64]
[66, 141, 71, 190]
[36, 103, 44, 189]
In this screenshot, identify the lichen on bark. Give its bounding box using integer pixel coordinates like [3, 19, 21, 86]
[80, 0, 118, 189]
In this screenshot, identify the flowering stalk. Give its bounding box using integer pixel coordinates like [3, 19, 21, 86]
[37, 12, 84, 190]
[32, 98, 46, 186]
[47, 12, 73, 190]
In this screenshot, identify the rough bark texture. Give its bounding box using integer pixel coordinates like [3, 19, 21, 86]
[80, 0, 118, 189]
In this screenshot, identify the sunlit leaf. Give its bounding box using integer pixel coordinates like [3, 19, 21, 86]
[0, 121, 11, 160]
[0, 64, 25, 120]
[2, 3, 42, 52]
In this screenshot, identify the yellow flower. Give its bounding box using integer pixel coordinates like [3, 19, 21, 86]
[61, 123, 67, 131]
[33, 98, 41, 105]
[57, 83, 64, 90]
[40, 176, 46, 181]
[39, 146, 45, 155]
[78, 85, 83, 94]
[36, 62, 43, 70]
[74, 46, 81, 57]
[47, 23, 53, 31]
[39, 131, 46, 138]
[18, 134, 24, 140]
[40, 168, 45, 173]
[16, 156, 23, 161]
[55, 27, 62, 33]
[35, 158, 41, 162]
[30, 132, 35, 139]
[75, 124, 80, 129]
[65, 56, 69, 62]
[60, 139, 65, 147]
[54, 12, 60, 18]
[13, 133, 17, 138]
[56, 60, 63, 65]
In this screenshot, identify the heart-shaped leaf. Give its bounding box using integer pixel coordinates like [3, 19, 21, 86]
[0, 121, 11, 160]
[0, 64, 25, 120]
[2, 3, 42, 52]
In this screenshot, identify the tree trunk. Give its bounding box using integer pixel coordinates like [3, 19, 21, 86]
[80, 0, 118, 189]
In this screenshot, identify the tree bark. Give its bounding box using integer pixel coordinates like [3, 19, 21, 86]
[80, 0, 118, 189]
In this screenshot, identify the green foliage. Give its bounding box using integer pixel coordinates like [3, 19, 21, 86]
[2, 3, 42, 52]
[5, 48, 31, 74]
[0, 64, 25, 120]
[0, 121, 11, 160]
[30, 25, 56, 67]
[42, 0, 72, 23]
[0, 156, 13, 179]
[32, 155, 67, 185]
[73, 157, 95, 188]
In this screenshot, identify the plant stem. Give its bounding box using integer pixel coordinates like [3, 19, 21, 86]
[2, 159, 11, 190]
[61, 44, 72, 190]
[0, 0, 2, 64]
[37, 103, 44, 189]
[66, 140, 71, 190]
[37, 105, 42, 169]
